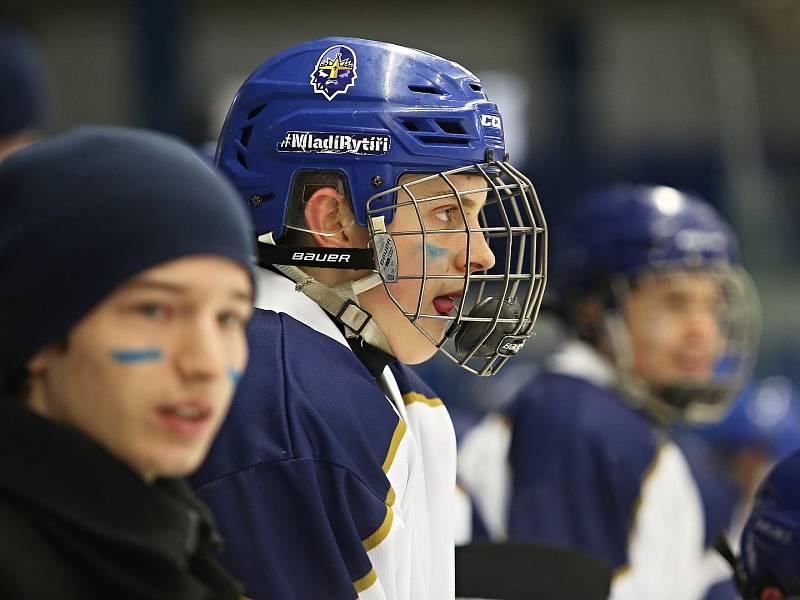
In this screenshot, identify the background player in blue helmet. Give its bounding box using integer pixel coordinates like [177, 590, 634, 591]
[721, 449, 800, 600]
[459, 184, 759, 599]
[190, 37, 547, 600]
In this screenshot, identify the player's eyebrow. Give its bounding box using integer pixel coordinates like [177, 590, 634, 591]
[123, 279, 253, 303]
[455, 193, 487, 213]
[124, 279, 186, 294]
[423, 189, 482, 210]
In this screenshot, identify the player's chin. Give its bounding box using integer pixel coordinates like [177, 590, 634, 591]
[672, 358, 715, 381]
[391, 323, 441, 365]
[138, 445, 207, 480]
[654, 366, 713, 389]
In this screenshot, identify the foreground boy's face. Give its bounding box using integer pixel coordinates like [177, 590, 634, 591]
[359, 173, 495, 364]
[26, 255, 253, 481]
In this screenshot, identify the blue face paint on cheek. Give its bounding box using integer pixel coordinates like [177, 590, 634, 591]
[228, 366, 242, 385]
[425, 243, 448, 261]
[110, 348, 163, 363]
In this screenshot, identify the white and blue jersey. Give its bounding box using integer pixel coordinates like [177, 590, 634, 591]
[191, 268, 457, 600]
[458, 340, 710, 600]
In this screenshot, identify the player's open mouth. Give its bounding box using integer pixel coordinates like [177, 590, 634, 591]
[156, 400, 212, 437]
[433, 291, 463, 316]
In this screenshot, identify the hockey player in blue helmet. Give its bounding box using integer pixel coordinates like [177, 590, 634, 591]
[714, 449, 800, 600]
[190, 38, 547, 600]
[459, 184, 759, 600]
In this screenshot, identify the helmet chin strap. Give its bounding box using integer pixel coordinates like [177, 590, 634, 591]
[258, 233, 393, 355]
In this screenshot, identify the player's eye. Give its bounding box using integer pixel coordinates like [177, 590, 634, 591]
[135, 302, 170, 320]
[433, 206, 458, 225]
[218, 310, 248, 329]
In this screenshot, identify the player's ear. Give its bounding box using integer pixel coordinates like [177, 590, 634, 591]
[26, 337, 70, 376]
[26, 346, 52, 376]
[304, 187, 365, 248]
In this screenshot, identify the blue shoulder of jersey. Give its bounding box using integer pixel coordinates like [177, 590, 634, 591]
[502, 371, 660, 570]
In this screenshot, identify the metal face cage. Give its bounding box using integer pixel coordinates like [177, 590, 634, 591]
[366, 161, 547, 376]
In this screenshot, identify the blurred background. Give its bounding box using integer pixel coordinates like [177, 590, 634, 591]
[3, 0, 800, 412]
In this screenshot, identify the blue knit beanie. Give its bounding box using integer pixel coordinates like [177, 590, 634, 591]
[0, 126, 255, 385]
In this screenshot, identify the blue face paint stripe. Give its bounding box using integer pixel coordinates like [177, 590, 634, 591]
[425, 243, 448, 260]
[228, 366, 242, 385]
[110, 348, 163, 363]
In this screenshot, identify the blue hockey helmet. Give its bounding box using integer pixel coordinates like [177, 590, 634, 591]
[740, 450, 800, 598]
[555, 184, 739, 303]
[217, 37, 508, 238]
[556, 184, 759, 423]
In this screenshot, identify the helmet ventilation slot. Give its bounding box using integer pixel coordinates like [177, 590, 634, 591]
[408, 84, 446, 95]
[246, 104, 266, 120]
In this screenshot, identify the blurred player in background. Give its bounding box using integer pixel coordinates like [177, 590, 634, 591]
[0, 127, 255, 598]
[459, 183, 759, 600]
[0, 23, 48, 162]
[190, 37, 547, 600]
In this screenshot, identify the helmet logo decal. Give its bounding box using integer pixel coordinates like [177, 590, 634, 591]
[674, 229, 729, 253]
[310, 45, 357, 101]
[480, 114, 502, 130]
[278, 131, 391, 155]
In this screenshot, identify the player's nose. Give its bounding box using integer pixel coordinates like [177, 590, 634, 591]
[459, 223, 495, 274]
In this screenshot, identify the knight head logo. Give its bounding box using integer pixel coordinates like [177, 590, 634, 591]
[310, 45, 358, 101]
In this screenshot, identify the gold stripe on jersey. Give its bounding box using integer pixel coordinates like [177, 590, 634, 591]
[386, 485, 396, 507]
[354, 567, 377, 594]
[402, 391, 444, 407]
[363, 505, 394, 552]
[360, 418, 403, 552]
[382, 419, 406, 473]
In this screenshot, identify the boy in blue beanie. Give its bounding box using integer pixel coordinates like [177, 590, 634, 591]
[0, 126, 256, 599]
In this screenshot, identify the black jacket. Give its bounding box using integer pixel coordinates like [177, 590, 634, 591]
[0, 400, 244, 599]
